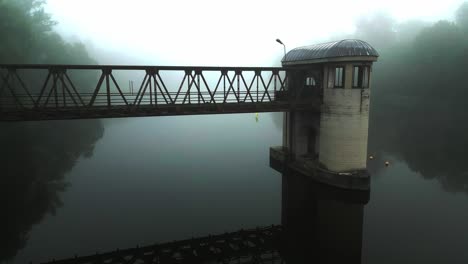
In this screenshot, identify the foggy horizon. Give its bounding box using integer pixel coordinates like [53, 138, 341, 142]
[44, 0, 467, 66]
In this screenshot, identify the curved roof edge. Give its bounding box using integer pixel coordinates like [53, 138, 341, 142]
[282, 39, 379, 65]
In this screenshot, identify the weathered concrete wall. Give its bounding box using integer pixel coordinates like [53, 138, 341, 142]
[283, 63, 372, 172]
[284, 111, 320, 160]
[319, 87, 370, 171]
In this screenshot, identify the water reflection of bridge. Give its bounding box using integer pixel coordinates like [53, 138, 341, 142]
[41, 172, 369, 264]
[43, 226, 282, 264]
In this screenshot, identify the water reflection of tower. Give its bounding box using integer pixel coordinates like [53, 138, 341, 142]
[280, 171, 369, 264]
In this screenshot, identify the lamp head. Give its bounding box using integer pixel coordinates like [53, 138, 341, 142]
[276, 39, 284, 45]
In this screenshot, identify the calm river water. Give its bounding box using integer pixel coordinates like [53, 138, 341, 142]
[5, 113, 468, 264]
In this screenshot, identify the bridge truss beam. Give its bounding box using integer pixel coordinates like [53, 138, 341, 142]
[0, 65, 317, 121]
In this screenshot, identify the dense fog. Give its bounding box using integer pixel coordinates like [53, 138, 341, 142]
[1, 0, 468, 263]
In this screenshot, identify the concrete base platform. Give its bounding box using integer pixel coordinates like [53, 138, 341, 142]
[270, 146, 370, 191]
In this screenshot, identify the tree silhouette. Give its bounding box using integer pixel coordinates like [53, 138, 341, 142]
[367, 2, 468, 194]
[0, 1, 104, 261]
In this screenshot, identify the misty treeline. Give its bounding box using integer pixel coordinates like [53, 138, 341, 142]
[359, 3, 468, 192]
[0, 0, 103, 262]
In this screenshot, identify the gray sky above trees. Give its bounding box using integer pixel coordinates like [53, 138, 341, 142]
[45, 0, 467, 66]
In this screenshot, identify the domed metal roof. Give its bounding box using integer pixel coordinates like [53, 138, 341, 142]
[282, 39, 379, 65]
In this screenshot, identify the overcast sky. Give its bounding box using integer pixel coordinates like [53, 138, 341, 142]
[45, 0, 466, 66]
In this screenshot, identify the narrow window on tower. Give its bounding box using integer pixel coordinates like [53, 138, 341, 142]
[362, 66, 370, 88]
[352, 65, 370, 88]
[334, 66, 344, 88]
[305, 76, 316, 87]
[353, 66, 362, 88]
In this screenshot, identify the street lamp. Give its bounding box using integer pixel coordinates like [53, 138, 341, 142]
[276, 38, 288, 148]
[276, 38, 286, 60]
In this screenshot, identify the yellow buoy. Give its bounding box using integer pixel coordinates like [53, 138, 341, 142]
[255, 113, 259, 123]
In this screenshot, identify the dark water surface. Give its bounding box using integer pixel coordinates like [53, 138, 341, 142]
[5, 113, 468, 263]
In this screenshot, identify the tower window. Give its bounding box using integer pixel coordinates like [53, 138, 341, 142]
[305, 76, 316, 86]
[352, 66, 370, 88]
[334, 67, 344, 88]
[363, 66, 369, 88]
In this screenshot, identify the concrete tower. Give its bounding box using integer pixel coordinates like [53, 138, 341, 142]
[270, 39, 379, 190]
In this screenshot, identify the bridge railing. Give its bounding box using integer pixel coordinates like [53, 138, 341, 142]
[0, 65, 293, 111]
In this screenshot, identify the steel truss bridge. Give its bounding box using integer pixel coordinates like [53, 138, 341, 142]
[40, 226, 283, 264]
[0, 65, 319, 121]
